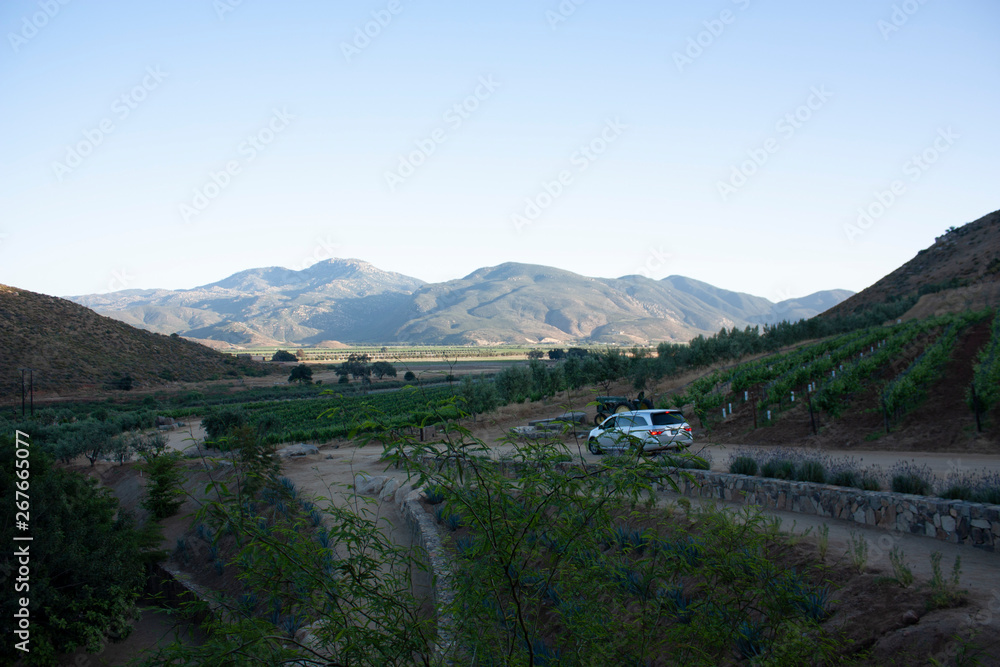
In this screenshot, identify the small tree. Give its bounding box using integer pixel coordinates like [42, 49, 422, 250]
[547, 348, 566, 360]
[134, 431, 169, 462]
[271, 350, 297, 362]
[527, 349, 545, 360]
[112, 374, 134, 391]
[495, 364, 532, 403]
[288, 364, 313, 384]
[460, 375, 501, 420]
[0, 436, 145, 664]
[202, 407, 247, 441]
[141, 452, 185, 520]
[79, 419, 117, 466]
[371, 361, 397, 379]
[404, 370, 417, 382]
[109, 431, 137, 466]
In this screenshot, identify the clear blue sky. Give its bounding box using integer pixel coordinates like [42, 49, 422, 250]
[1, 0, 997, 301]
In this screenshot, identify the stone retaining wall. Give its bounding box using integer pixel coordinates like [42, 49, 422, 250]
[355, 472, 458, 659]
[665, 470, 999, 552]
[416, 455, 999, 551]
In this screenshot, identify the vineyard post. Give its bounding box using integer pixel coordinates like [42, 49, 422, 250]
[881, 396, 891, 434]
[752, 395, 757, 429]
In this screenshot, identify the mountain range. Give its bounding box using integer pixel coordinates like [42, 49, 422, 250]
[68, 261, 852, 346]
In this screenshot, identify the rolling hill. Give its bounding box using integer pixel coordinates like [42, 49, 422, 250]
[0, 284, 270, 397]
[67, 258, 851, 346]
[822, 208, 1000, 321]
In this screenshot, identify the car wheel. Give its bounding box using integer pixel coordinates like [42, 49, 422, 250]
[588, 438, 602, 455]
[614, 402, 631, 413]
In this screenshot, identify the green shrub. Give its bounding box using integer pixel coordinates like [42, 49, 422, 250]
[940, 485, 974, 501]
[861, 476, 882, 491]
[729, 456, 758, 476]
[973, 486, 1000, 504]
[0, 437, 146, 664]
[829, 470, 861, 488]
[761, 459, 795, 480]
[795, 460, 827, 484]
[202, 407, 247, 441]
[141, 452, 186, 520]
[404, 371, 416, 382]
[891, 473, 932, 496]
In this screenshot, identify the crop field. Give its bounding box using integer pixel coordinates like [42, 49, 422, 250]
[673, 310, 997, 434]
[199, 385, 462, 445]
[225, 345, 555, 362]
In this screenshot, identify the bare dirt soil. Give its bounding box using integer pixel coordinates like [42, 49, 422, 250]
[704, 322, 1000, 454]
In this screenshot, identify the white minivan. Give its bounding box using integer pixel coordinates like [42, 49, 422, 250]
[587, 410, 693, 454]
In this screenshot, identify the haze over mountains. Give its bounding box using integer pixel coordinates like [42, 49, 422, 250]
[68, 261, 851, 346]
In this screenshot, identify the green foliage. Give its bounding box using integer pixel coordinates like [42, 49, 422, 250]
[459, 374, 501, 417]
[494, 364, 532, 403]
[378, 426, 846, 665]
[144, 453, 433, 665]
[287, 364, 313, 384]
[761, 459, 796, 480]
[928, 552, 965, 609]
[371, 360, 397, 379]
[968, 310, 1000, 421]
[889, 547, 914, 587]
[816, 524, 829, 560]
[403, 370, 416, 382]
[0, 437, 145, 665]
[202, 406, 249, 441]
[655, 298, 917, 375]
[795, 460, 827, 484]
[140, 451, 186, 520]
[882, 312, 985, 423]
[133, 430, 169, 462]
[729, 456, 758, 476]
[271, 349, 298, 362]
[890, 463, 935, 496]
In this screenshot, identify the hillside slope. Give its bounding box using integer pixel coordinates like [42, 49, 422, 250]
[68, 260, 851, 346]
[822, 209, 1000, 320]
[0, 285, 269, 397]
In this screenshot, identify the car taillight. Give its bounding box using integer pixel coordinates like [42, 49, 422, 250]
[683, 427, 692, 432]
[649, 430, 664, 436]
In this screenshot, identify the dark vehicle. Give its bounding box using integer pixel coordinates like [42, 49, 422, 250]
[593, 392, 654, 426]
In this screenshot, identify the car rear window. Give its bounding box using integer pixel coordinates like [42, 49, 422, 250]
[650, 412, 685, 426]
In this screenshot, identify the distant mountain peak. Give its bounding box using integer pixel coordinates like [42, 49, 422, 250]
[64, 260, 852, 346]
